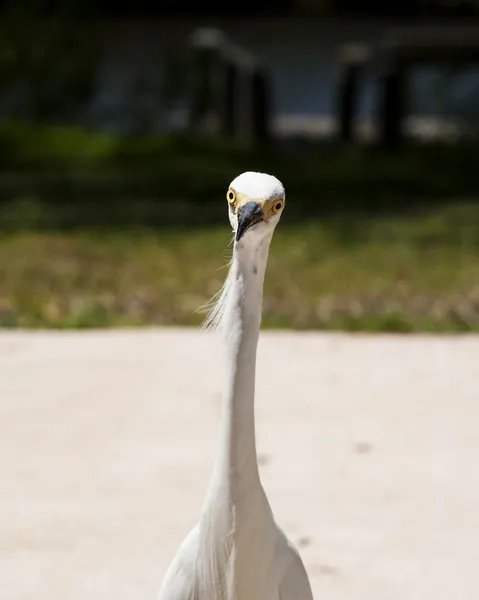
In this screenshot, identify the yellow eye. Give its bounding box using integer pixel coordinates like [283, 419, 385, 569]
[226, 189, 236, 205]
[272, 199, 284, 214]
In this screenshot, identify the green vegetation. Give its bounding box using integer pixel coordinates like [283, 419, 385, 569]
[0, 124, 478, 332]
[0, 123, 479, 230]
[1, 202, 478, 331]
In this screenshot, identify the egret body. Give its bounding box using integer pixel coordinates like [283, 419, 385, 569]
[158, 172, 313, 600]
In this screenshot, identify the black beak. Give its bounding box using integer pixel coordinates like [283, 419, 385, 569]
[236, 201, 264, 242]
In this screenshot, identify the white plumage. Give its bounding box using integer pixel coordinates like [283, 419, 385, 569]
[158, 172, 313, 600]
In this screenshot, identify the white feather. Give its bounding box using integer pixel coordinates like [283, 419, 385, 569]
[201, 256, 234, 336]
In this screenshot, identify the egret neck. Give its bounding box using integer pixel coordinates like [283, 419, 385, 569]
[210, 232, 272, 510]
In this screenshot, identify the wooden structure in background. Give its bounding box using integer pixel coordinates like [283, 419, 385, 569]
[336, 26, 479, 147]
[336, 44, 370, 143]
[188, 28, 272, 143]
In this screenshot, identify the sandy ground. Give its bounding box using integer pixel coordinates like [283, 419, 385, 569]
[1, 329, 479, 600]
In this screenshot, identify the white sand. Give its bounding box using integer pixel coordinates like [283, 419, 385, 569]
[1, 329, 478, 600]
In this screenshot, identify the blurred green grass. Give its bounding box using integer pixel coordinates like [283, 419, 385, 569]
[1, 123, 478, 331]
[0, 123, 479, 230]
[1, 201, 479, 331]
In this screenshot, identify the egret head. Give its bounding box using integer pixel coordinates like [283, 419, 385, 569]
[226, 172, 285, 244]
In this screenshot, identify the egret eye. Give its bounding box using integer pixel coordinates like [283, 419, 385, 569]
[272, 199, 284, 214]
[226, 189, 236, 205]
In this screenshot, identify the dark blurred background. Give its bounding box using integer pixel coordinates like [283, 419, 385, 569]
[1, 0, 479, 330]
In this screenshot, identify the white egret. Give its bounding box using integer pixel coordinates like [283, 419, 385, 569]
[158, 172, 313, 600]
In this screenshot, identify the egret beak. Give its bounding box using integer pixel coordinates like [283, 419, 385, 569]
[236, 201, 264, 242]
